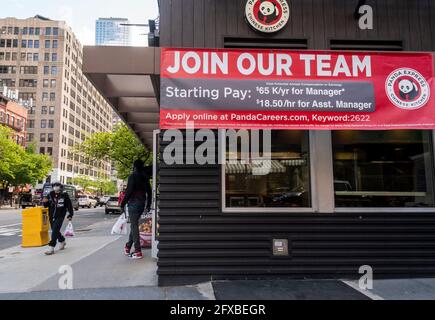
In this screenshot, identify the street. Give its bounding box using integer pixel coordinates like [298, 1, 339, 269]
[0, 207, 116, 250]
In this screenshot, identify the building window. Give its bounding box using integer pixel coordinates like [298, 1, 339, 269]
[53, 27, 59, 36]
[27, 120, 35, 129]
[47, 134, 54, 142]
[52, 40, 58, 49]
[51, 66, 58, 75]
[40, 147, 45, 154]
[43, 79, 49, 88]
[332, 130, 435, 208]
[52, 53, 57, 61]
[27, 133, 34, 142]
[45, 27, 51, 36]
[28, 40, 33, 48]
[48, 120, 54, 128]
[40, 133, 46, 142]
[21, 40, 27, 48]
[33, 53, 39, 61]
[44, 53, 50, 61]
[42, 93, 48, 101]
[45, 40, 50, 49]
[47, 147, 53, 156]
[34, 40, 40, 48]
[43, 66, 50, 75]
[49, 106, 55, 115]
[41, 106, 48, 115]
[41, 119, 47, 128]
[224, 131, 311, 209]
[50, 93, 56, 101]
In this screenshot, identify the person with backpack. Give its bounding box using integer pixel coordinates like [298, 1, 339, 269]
[42, 182, 74, 256]
[121, 160, 152, 260]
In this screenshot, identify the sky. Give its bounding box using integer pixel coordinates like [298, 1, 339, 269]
[2, 0, 159, 46]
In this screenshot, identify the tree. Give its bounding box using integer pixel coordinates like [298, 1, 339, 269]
[75, 123, 151, 180]
[98, 180, 118, 195]
[72, 176, 95, 193]
[0, 125, 52, 205]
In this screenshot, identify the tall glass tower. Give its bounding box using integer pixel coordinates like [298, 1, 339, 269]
[95, 17, 131, 46]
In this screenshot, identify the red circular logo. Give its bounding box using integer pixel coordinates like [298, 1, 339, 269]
[385, 68, 430, 110]
[245, 0, 290, 33]
[253, 0, 283, 25]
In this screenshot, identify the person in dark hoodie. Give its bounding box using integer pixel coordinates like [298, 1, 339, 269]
[42, 182, 74, 256]
[121, 159, 152, 260]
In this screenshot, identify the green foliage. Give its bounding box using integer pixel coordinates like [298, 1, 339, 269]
[100, 180, 118, 195]
[0, 125, 52, 189]
[76, 123, 151, 180]
[72, 175, 118, 195]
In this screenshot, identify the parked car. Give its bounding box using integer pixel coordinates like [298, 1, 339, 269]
[78, 195, 98, 208]
[105, 196, 122, 215]
[42, 183, 79, 211]
[97, 195, 110, 207]
[20, 194, 35, 209]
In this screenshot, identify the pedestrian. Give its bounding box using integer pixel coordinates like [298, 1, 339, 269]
[118, 186, 126, 206]
[121, 160, 152, 260]
[42, 182, 74, 256]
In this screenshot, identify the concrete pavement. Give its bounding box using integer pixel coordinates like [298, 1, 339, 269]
[2, 207, 435, 300]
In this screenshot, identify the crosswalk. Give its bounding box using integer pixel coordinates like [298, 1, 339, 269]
[0, 224, 22, 237]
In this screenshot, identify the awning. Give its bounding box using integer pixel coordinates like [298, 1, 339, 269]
[225, 160, 287, 175]
[82, 46, 160, 149]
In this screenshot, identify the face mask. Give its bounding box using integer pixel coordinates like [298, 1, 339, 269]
[53, 186, 61, 193]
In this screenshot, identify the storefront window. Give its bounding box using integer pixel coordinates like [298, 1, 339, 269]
[332, 130, 435, 208]
[225, 131, 311, 209]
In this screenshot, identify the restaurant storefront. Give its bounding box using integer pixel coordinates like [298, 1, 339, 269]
[84, 0, 435, 286]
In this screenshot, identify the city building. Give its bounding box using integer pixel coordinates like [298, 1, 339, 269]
[95, 17, 131, 46]
[83, 0, 435, 286]
[0, 92, 27, 146]
[0, 15, 113, 186]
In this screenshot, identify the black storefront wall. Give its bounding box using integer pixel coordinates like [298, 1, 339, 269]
[157, 0, 435, 286]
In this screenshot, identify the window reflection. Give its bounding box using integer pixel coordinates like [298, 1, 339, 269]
[332, 130, 434, 208]
[225, 131, 311, 208]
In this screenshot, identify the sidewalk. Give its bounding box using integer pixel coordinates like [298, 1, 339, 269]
[1, 217, 435, 300]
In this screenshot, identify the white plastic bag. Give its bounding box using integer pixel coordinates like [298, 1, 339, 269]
[65, 222, 75, 238]
[111, 213, 128, 235]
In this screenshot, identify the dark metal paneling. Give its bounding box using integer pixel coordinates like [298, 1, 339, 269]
[157, 0, 435, 285]
[160, 0, 435, 51]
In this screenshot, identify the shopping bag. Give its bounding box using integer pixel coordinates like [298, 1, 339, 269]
[65, 222, 75, 238]
[140, 232, 152, 248]
[111, 212, 128, 235]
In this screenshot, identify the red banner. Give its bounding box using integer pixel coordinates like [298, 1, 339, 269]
[160, 48, 435, 130]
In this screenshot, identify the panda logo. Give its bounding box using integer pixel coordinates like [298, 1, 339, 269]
[386, 68, 430, 110]
[398, 79, 419, 101]
[245, 0, 290, 33]
[258, 1, 280, 24]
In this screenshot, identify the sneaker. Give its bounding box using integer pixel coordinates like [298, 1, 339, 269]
[59, 241, 66, 251]
[124, 245, 131, 256]
[129, 251, 143, 260]
[44, 247, 55, 256]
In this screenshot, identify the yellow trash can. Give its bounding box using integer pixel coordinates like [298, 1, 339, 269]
[22, 207, 50, 248]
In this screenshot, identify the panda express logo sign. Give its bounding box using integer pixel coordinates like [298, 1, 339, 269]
[386, 68, 430, 110]
[245, 0, 290, 33]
